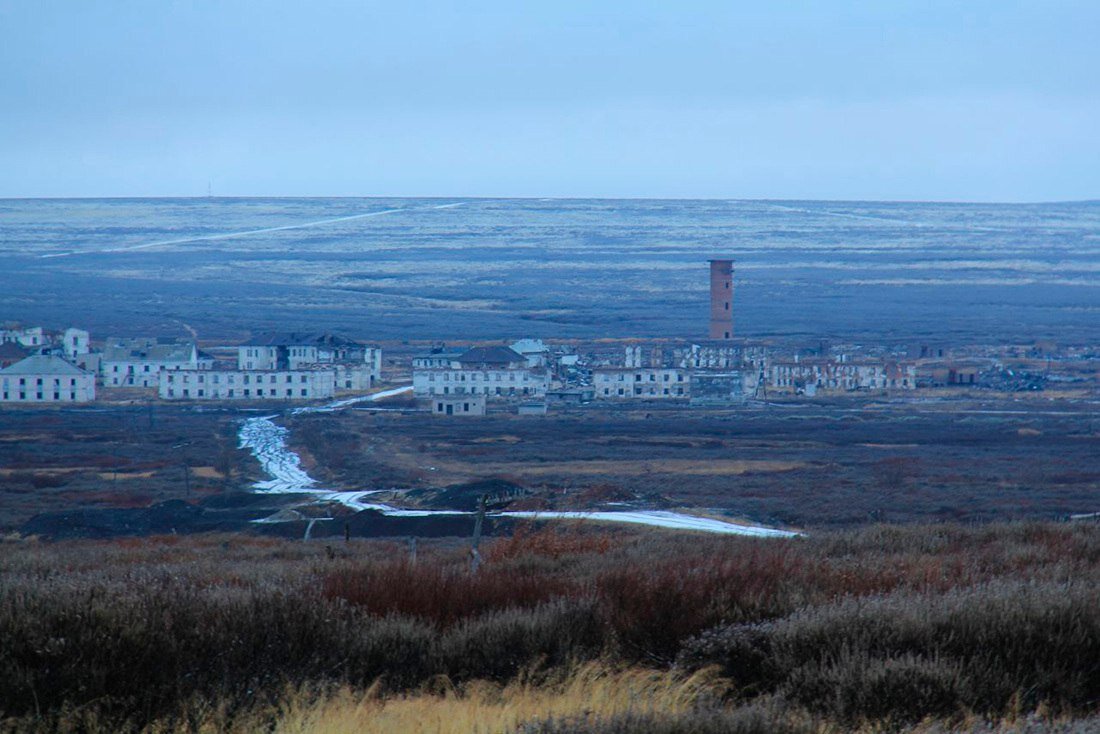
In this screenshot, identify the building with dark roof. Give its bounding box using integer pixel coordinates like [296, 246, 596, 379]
[456, 346, 526, 368]
[237, 332, 380, 387]
[413, 344, 549, 400]
[101, 337, 211, 388]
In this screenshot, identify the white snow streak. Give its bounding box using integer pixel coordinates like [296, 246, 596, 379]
[499, 510, 798, 537]
[40, 203, 466, 258]
[238, 388, 797, 537]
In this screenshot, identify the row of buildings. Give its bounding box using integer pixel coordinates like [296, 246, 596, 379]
[0, 326, 381, 404]
[410, 338, 921, 413]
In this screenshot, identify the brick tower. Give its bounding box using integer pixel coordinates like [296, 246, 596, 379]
[708, 259, 734, 340]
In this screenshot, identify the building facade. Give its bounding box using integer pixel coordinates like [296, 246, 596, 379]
[101, 338, 212, 388]
[0, 326, 46, 348]
[0, 355, 95, 403]
[413, 346, 550, 399]
[593, 367, 690, 399]
[769, 359, 916, 391]
[690, 371, 746, 405]
[238, 332, 380, 388]
[158, 368, 335, 401]
[430, 394, 487, 416]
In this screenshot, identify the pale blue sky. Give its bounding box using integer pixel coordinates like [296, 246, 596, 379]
[1, 1, 1097, 200]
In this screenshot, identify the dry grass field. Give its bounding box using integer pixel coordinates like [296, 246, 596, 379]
[289, 398, 1100, 528]
[1, 522, 1099, 732]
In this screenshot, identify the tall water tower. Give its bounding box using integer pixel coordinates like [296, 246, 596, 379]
[708, 259, 734, 339]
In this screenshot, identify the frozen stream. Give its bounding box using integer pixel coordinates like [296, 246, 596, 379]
[238, 387, 798, 537]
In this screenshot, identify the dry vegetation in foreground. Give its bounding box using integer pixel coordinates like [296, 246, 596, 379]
[1, 522, 1099, 732]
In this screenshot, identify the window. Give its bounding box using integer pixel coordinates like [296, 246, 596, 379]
[53, 392, 59, 400]
[300, 389, 307, 396]
[228, 389, 234, 397]
[198, 389, 204, 397]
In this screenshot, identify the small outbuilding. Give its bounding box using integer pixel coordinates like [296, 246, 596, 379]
[430, 394, 487, 416]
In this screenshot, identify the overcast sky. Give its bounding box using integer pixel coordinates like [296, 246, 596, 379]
[1, 1, 1098, 200]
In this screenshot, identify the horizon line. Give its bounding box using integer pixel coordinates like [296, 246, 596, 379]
[1, 194, 1098, 206]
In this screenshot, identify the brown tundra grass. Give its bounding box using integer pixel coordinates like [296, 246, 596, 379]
[0, 521, 1098, 732]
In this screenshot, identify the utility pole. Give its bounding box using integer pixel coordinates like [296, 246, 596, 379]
[469, 494, 486, 574]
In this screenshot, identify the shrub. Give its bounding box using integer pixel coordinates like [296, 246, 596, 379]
[437, 600, 604, 682]
[679, 581, 1100, 723]
[514, 705, 817, 734]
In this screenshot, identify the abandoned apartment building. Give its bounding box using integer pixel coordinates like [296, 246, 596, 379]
[159, 368, 336, 401]
[102, 337, 213, 387]
[412, 345, 551, 399]
[0, 354, 96, 403]
[161, 332, 381, 401]
[769, 356, 917, 392]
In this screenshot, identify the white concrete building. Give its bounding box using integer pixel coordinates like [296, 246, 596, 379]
[238, 332, 380, 389]
[101, 338, 212, 388]
[1, 355, 95, 403]
[412, 348, 465, 369]
[430, 394, 487, 416]
[159, 368, 335, 401]
[0, 326, 46, 348]
[62, 328, 90, 360]
[593, 367, 690, 399]
[510, 338, 549, 367]
[413, 346, 550, 399]
[769, 359, 916, 392]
